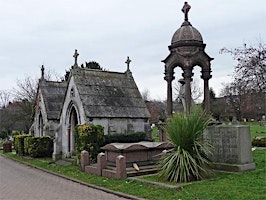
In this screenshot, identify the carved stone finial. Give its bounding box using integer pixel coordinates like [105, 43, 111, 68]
[41, 65, 45, 79]
[125, 56, 131, 71]
[182, 2, 191, 21]
[73, 49, 79, 66]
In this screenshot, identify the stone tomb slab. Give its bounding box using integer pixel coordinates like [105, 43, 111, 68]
[101, 142, 174, 166]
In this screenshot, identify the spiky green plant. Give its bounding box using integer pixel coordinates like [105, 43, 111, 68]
[158, 107, 213, 182]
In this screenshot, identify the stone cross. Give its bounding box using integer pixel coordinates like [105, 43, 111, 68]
[41, 65, 45, 79]
[182, 2, 191, 21]
[73, 49, 79, 66]
[125, 56, 131, 71]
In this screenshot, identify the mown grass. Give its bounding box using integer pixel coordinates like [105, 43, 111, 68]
[249, 123, 266, 138]
[1, 149, 265, 200]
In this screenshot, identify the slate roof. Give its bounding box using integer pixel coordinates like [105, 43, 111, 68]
[39, 80, 67, 120]
[71, 68, 150, 119]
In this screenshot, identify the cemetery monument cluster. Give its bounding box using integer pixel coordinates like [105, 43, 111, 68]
[31, 2, 255, 179]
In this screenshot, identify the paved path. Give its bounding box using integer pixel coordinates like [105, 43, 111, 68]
[0, 156, 130, 200]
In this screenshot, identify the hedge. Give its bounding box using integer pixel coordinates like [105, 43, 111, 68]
[14, 135, 53, 157]
[75, 124, 104, 162]
[27, 136, 53, 158]
[14, 134, 32, 156]
[103, 132, 147, 145]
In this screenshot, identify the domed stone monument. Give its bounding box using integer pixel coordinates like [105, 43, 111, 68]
[163, 2, 213, 115]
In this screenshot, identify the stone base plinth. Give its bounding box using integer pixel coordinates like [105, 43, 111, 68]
[212, 162, 256, 172]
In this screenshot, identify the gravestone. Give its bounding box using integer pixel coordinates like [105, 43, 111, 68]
[204, 125, 255, 172]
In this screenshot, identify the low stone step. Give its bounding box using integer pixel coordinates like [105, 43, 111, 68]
[127, 168, 158, 177]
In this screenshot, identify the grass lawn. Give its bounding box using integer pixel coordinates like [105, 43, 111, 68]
[249, 123, 266, 138]
[1, 149, 265, 200]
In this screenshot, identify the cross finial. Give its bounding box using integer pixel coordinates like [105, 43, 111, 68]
[182, 2, 191, 21]
[125, 56, 131, 71]
[73, 49, 79, 66]
[41, 65, 45, 79]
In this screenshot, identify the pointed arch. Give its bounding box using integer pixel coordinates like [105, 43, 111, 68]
[38, 112, 44, 136]
[65, 101, 80, 156]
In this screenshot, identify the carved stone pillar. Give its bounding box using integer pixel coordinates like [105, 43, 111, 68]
[182, 67, 193, 112]
[164, 68, 175, 116]
[201, 69, 212, 113]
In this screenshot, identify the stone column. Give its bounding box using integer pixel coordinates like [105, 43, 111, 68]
[182, 67, 193, 112]
[116, 155, 127, 179]
[80, 150, 89, 172]
[164, 68, 175, 116]
[97, 152, 106, 176]
[201, 69, 212, 113]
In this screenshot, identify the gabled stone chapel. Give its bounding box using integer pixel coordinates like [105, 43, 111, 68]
[32, 52, 150, 160]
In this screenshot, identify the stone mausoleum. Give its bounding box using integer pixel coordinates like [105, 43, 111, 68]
[31, 53, 150, 160]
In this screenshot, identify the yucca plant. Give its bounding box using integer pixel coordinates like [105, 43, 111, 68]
[158, 106, 213, 182]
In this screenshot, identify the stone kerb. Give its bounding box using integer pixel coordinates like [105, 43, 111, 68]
[204, 125, 256, 172]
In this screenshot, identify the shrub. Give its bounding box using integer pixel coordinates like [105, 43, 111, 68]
[0, 131, 7, 139]
[75, 124, 104, 162]
[27, 136, 53, 158]
[11, 131, 20, 138]
[252, 137, 266, 147]
[103, 132, 146, 145]
[14, 134, 32, 156]
[158, 106, 213, 182]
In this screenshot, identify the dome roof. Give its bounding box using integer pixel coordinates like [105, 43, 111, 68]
[171, 22, 203, 44]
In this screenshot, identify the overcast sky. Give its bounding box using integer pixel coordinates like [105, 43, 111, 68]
[1, 0, 265, 100]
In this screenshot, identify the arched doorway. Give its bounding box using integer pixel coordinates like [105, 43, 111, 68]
[39, 113, 43, 136]
[68, 107, 78, 156]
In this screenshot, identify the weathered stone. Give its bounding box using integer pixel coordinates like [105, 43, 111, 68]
[102, 142, 174, 166]
[97, 152, 106, 176]
[32, 61, 151, 160]
[204, 125, 255, 172]
[80, 150, 89, 171]
[116, 155, 127, 179]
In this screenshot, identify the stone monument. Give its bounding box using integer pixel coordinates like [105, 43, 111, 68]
[204, 125, 256, 172]
[163, 2, 213, 116]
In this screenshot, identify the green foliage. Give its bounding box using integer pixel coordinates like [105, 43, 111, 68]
[85, 61, 102, 70]
[0, 131, 7, 139]
[26, 136, 53, 157]
[11, 131, 20, 137]
[75, 124, 104, 161]
[252, 137, 266, 147]
[158, 107, 213, 182]
[14, 134, 32, 155]
[103, 132, 146, 144]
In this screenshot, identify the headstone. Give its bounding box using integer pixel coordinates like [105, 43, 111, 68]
[231, 116, 239, 125]
[204, 125, 255, 172]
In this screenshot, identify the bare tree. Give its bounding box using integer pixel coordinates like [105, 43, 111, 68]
[220, 42, 266, 93]
[220, 42, 266, 120]
[0, 90, 12, 108]
[8, 67, 63, 132]
[141, 89, 151, 101]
